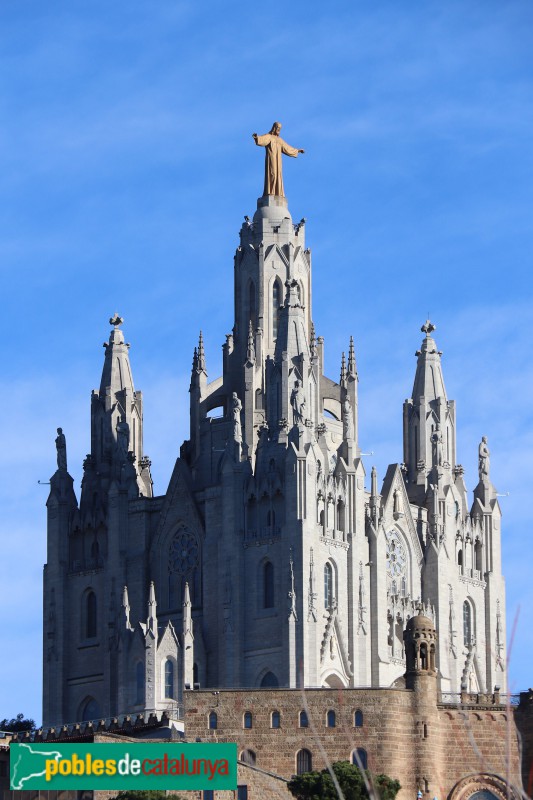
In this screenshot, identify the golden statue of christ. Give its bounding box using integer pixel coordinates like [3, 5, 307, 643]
[252, 122, 304, 197]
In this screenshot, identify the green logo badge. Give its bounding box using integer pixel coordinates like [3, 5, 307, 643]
[10, 742, 237, 791]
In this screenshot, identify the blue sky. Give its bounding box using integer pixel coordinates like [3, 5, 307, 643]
[0, 1, 532, 725]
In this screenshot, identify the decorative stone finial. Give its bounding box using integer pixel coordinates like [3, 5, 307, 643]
[109, 313, 124, 328]
[421, 319, 436, 335]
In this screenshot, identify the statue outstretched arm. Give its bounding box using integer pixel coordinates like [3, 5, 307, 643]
[280, 138, 304, 157]
[253, 133, 272, 147]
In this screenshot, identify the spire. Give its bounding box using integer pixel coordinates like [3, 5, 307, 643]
[411, 320, 447, 405]
[183, 582, 194, 688]
[197, 331, 206, 374]
[404, 320, 457, 503]
[340, 351, 347, 389]
[147, 581, 157, 634]
[99, 313, 134, 397]
[347, 336, 357, 377]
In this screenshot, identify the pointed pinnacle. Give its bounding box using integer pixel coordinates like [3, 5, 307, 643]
[340, 351, 347, 385]
[183, 581, 191, 607]
[246, 320, 256, 364]
[148, 581, 156, 613]
[198, 331, 206, 372]
[348, 336, 357, 376]
[122, 585, 130, 608]
[310, 322, 317, 356]
[191, 346, 198, 372]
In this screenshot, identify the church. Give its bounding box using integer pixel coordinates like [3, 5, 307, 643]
[43, 123, 507, 731]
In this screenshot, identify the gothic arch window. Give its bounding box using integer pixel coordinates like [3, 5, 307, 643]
[296, 749, 312, 775]
[248, 280, 256, 329]
[272, 279, 282, 340]
[243, 711, 253, 729]
[463, 600, 474, 646]
[79, 697, 100, 722]
[324, 562, 335, 610]
[352, 748, 368, 769]
[164, 659, 174, 699]
[420, 642, 428, 670]
[336, 501, 345, 533]
[240, 749, 256, 766]
[326, 709, 336, 728]
[260, 670, 279, 687]
[271, 710, 281, 728]
[386, 530, 408, 594]
[193, 662, 199, 685]
[457, 548, 463, 567]
[299, 710, 309, 728]
[135, 661, 145, 705]
[208, 711, 218, 730]
[83, 590, 97, 639]
[168, 525, 200, 609]
[354, 709, 363, 727]
[263, 561, 274, 609]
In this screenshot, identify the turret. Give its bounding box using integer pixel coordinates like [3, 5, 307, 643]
[83, 314, 152, 507]
[403, 320, 456, 504]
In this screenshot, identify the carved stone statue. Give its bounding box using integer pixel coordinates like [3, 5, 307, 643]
[55, 427, 67, 470]
[232, 392, 242, 443]
[342, 397, 354, 440]
[290, 380, 306, 426]
[116, 416, 130, 462]
[252, 122, 304, 197]
[478, 436, 490, 481]
[431, 424, 443, 467]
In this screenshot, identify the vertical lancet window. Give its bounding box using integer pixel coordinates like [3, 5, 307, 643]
[249, 281, 256, 329]
[164, 659, 174, 699]
[208, 711, 218, 730]
[86, 591, 97, 639]
[354, 709, 363, 727]
[243, 711, 253, 729]
[324, 562, 334, 610]
[326, 709, 336, 727]
[264, 561, 274, 608]
[272, 280, 281, 340]
[463, 600, 473, 646]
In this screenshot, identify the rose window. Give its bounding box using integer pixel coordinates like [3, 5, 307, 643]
[386, 531, 407, 578]
[169, 528, 199, 575]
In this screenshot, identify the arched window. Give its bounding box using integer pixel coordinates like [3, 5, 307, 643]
[240, 749, 256, 766]
[296, 749, 312, 775]
[272, 280, 282, 340]
[324, 562, 333, 609]
[352, 748, 367, 769]
[271, 710, 281, 728]
[420, 642, 428, 670]
[208, 711, 218, 730]
[299, 710, 308, 728]
[193, 662, 199, 684]
[263, 561, 274, 609]
[326, 709, 336, 728]
[86, 591, 97, 639]
[354, 709, 363, 727]
[135, 662, 145, 705]
[457, 548, 463, 567]
[164, 659, 174, 699]
[336, 502, 345, 533]
[463, 600, 473, 646]
[80, 697, 100, 722]
[260, 671, 279, 688]
[243, 711, 253, 729]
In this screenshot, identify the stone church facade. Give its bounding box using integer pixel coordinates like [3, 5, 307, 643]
[43, 186, 506, 729]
